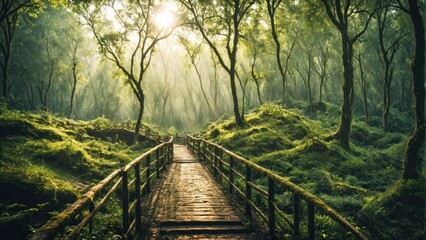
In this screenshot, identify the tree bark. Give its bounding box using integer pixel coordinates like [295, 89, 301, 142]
[334, 34, 354, 149]
[402, 0, 425, 180]
[68, 61, 77, 119]
[377, 4, 404, 132]
[134, 93, 145, 144]
[230, 61, 244, 126]
[0, 12, 18, 98]
[321, 0, 373, 149]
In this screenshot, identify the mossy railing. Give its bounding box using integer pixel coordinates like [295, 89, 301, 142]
[187, 135, 368, 240]
[29, 138, 174, 240]
[106, 121, 163, 142]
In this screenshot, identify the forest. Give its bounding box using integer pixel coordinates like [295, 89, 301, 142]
[0, 0, 424, 239]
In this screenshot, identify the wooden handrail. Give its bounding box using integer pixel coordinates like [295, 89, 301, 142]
[97, 121, 164, 143]
[187, 134, 368, 240]
[29, 137, 174, 240]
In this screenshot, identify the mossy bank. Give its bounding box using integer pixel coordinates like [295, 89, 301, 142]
[0, 103, 155, 239]
[201, 103, 424, 240]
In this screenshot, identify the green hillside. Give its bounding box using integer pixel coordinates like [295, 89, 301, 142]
[201, 103, 424, 239]
[0, 103, 155, 239]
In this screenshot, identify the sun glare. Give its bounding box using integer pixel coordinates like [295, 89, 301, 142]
[154, 10, 176, 29]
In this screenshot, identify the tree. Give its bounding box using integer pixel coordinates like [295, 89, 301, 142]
[400, 0, 425, 180]
[37, 35, 55, 110]
[321, 0, 375, 149]
[65, 38, 79, 118]
[77, 0, 177, 142]
[355, 52, 369, 124]
[314, 40, 331, 103]
[242, 5, 267, 106]
[266, 0, 297, 106]
[295, 48, 315, 114]
[376, 0, 405, 132]
[179, 0, 256, 126]
[179, 35, 215, 118]
[0, 0, 63, 98]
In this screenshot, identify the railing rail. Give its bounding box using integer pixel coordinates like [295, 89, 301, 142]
[29, 137, 174, 240]
[109, 122, 163, 143]
[174, 135, 187, 145]
[187, 135, 368, 240]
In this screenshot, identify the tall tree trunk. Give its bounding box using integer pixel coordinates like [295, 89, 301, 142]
[230, 6, 244, 126]
[251, 51, 263, 105]
[1, 53, 9, 98]
[402, 0, 425, 180]
[193, 60, 213, 118]
[307, 53, 314, 113]
[68, 62, 77, 119]
[230, 64, 244, 126]
[134, 92, 145, 144]
[377, 4, 403, 132]
[267, 0, 286, 106]
[383, 66, 393, 132]
[357, 53, 369, 124]
[0, 13, 17, 98]
[334, 34, 354, 149]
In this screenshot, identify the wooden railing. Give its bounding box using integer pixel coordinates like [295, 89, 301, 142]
[187, 135, 368, 240]
[105, 121, 163, 142]
[174, 135, 187, 145]
[29, 138, 174, 240]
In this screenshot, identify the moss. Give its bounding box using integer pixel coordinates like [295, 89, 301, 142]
[0, 167, 77, 207]
[320, 194, 364, 216]
[358, 179, 425, 240]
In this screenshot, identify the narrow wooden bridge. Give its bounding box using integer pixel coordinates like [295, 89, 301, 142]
[29, 134, 368, 240]
[149, 145, 255, 239]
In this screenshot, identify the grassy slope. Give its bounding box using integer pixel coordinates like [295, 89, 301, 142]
[201, 103, 424, 239]
[0, 103, 155, 239]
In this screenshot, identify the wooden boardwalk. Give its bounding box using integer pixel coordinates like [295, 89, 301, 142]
[149, 145, 256, 239]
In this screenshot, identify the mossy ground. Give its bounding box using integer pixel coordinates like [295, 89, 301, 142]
[0, 104, 156, 239]
[202, 103, 423, 239]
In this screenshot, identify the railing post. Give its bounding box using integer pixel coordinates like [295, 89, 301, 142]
[135, 163, 142, 234]
[229, 156, 234, 193]
[293, 194, 300, 240]
[218, 149, 223, 181]
[121, 170, 129, 237]
[167, 144, 171, 164]
[245, 165, 252, 217]
[156, 149, 160, 178]
[268, 177, 276, 239]
[202, 141, 206, 162]
[190, 138, 194, 153]
[210, 144, 214, 166]
[197, 140, 201, 160]
[146, 155, 151, 193]
[170, 143, 174, 162]
[308, 203, 315, 240]
[214, 146, 219, 177]
[161, 146, 166, 170]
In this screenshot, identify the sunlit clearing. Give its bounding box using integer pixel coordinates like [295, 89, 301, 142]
[154, 10, 175, 29]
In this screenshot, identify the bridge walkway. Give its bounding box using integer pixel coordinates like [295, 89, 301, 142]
[149, 145, 257, 239]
